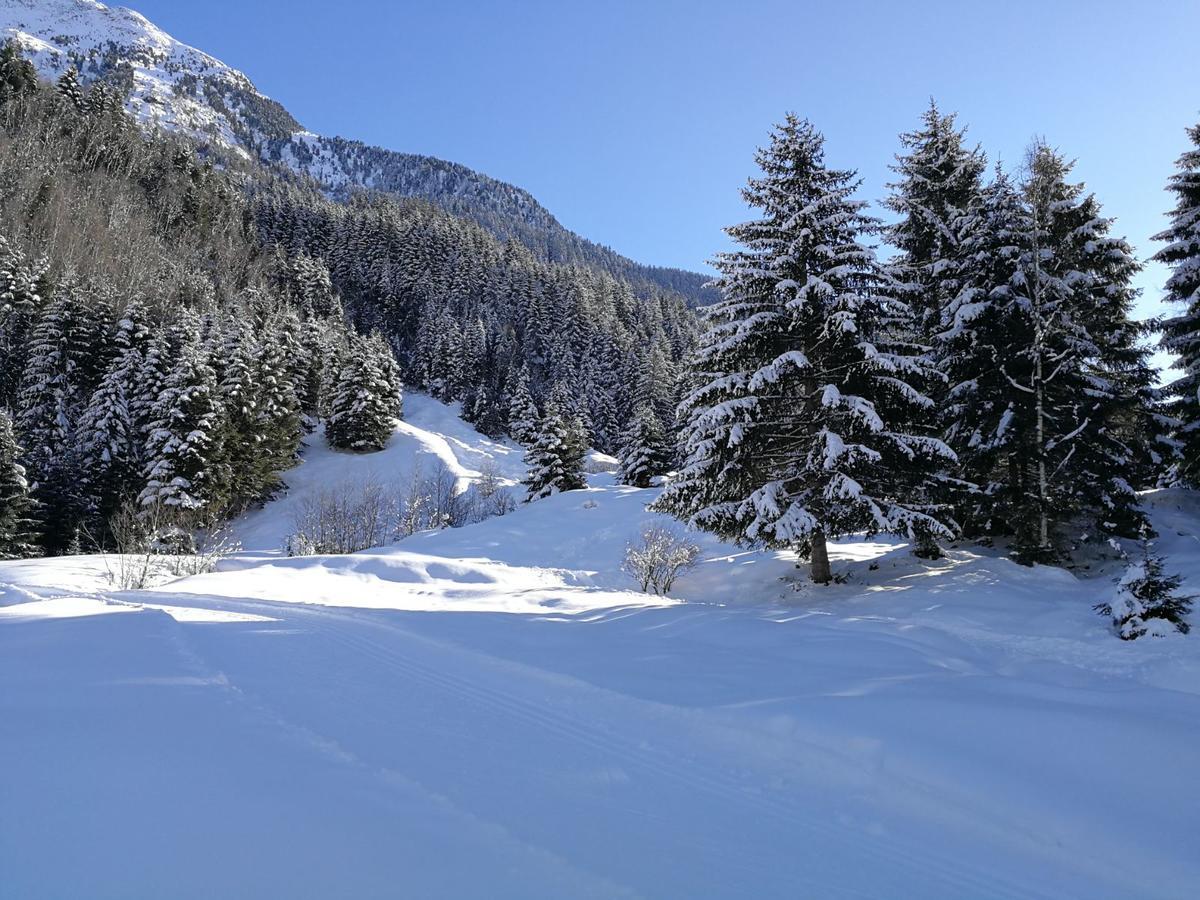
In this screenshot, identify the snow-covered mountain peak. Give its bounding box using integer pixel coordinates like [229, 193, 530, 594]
[0, 0, 716, 302]
[1, 0, 293, 157]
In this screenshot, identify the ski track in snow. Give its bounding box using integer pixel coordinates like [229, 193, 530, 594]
[3, 394, 1200, 898]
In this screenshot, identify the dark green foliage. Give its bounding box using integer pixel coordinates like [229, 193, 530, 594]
[326, 332, 403, 453]
[1156, 121, 1200, 486]
[523, 397, 587, 502]
[0, 39, 37, 107]
[942, 148, 1160, 563]
[617, 405, 669, 488]
[655, 116, 954, 582]
[1096, 545, 1193, 639]
[0, 410, 38, 558]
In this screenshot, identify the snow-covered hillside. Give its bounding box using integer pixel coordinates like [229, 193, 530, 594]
[2, 395, 1199, 897]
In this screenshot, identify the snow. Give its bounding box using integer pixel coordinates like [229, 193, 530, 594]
[235, 394, 525, 553]
[0, 0, 258, 157]
[3, 396, 1200, 897]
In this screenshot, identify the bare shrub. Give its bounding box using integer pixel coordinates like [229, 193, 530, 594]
[623, 524, 701, 595]
[472, 462, 516, 521]
[100, 500, 239, 589]
[286, 462, 514, 557]
[286, 474, 397, 555]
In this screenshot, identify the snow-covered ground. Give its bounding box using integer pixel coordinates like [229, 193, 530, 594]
[3, 396, 1199, 898]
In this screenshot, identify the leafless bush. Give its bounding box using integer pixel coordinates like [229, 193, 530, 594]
[471, 462, 516, 521]
[100, 500, 239, 589]
[285, 461, 515, 557]
[623, 524, 701, 595]
[286, 474, 397, 555]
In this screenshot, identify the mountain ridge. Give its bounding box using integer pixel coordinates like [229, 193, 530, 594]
[0, 0, 716, 304]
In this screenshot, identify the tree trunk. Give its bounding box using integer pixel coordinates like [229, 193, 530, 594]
[810, 530, 832, 584]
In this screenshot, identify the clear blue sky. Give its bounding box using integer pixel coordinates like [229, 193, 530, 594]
[131, 0, 1198, 321]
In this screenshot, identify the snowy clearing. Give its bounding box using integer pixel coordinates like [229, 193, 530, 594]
[3, 397, 1199, 898]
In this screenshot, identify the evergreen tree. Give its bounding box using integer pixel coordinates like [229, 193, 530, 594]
[1156, 119, 1200, 486]
[1096, 544, 1193, 639]
[326, 333, 402, 452]
[506, 362, 539, 446]
[16, 279, 105, 550]
[617, 404, 669, 488]
[139, 325, 228, 516]
[884, 101, 986, 345]
[0, 410, 37, 559]
[944, 149, 1158, 562]
[55, 66, 86, 112]
[523, 397, 586, 501]
[0, 235, 46, 408]
[654, 116, 954, 583]
[0, 39, 37, 106]
[76, 347, 140, 532]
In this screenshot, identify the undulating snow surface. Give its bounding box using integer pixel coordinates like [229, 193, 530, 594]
[3, 396, 1199, 898]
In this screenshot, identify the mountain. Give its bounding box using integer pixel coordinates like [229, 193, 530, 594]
[0, 0, 716, 304]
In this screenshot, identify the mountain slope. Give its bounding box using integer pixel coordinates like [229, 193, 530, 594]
[0, 0, 716, 304]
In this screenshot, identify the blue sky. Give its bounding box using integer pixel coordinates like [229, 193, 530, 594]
[132, 0, 1199, 321]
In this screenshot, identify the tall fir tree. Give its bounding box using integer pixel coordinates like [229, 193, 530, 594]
[884, 101, 986, 345]
[326, 332, 402, 452]
[506, 362, 539, 446]
[139, 322, 228, 517]
[0, 410, 37, 559]
[16, 279, 106, 551]
[654, 116, 954, 583]
[943, 149, 1158, 562]
[617, 404, 670, 488]
[1155, 119, 1200, 486]
[523, 395, 586, 501]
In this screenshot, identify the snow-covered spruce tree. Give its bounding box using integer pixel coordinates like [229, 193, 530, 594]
[0, 235, 47, 409]
[1095, 543, 1193, 639]
[55, 66, 85, 112]
[0, 38, 38, 107]
[944, 149, 1159, 562]
[881, 103, 987, 556]
[506, 362, 540, 446]
[139, 322, 229, 519]
[326, 332, 402, 453]
[16, 278, 107, 551]
[654, 116, 954, 583]
[523, 396, 587, 501]
[617, 404, 670, 488]
[1156, 119, 1200, 486]
[76, 346, 140, 531]
[884, 100, 986, 347]
[0, 410, 38, 559]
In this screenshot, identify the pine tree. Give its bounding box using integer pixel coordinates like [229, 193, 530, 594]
[522, 397, 586, 501]
[1156, 119, 1200, 486]
[76, 349, 139, 532]
[16, 279, 105, 551]
[0, 411, 37, 559]
[884, 101, 986, 345]
[55, 66, 86, 112]
[326, 333, 402, 452]
[139, 325, 228, 517]
[944, 149, 1158, 562]
[0, 39, 36, 107]
[654, 116, 954, 583]
[1096, 543, 1193, 639]
[506, 362, 539, 446]
[617, 405, 669, 488]
[0, 236, 47, 409]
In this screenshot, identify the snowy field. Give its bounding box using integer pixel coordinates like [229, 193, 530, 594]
[3, 396, 1199, 898]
